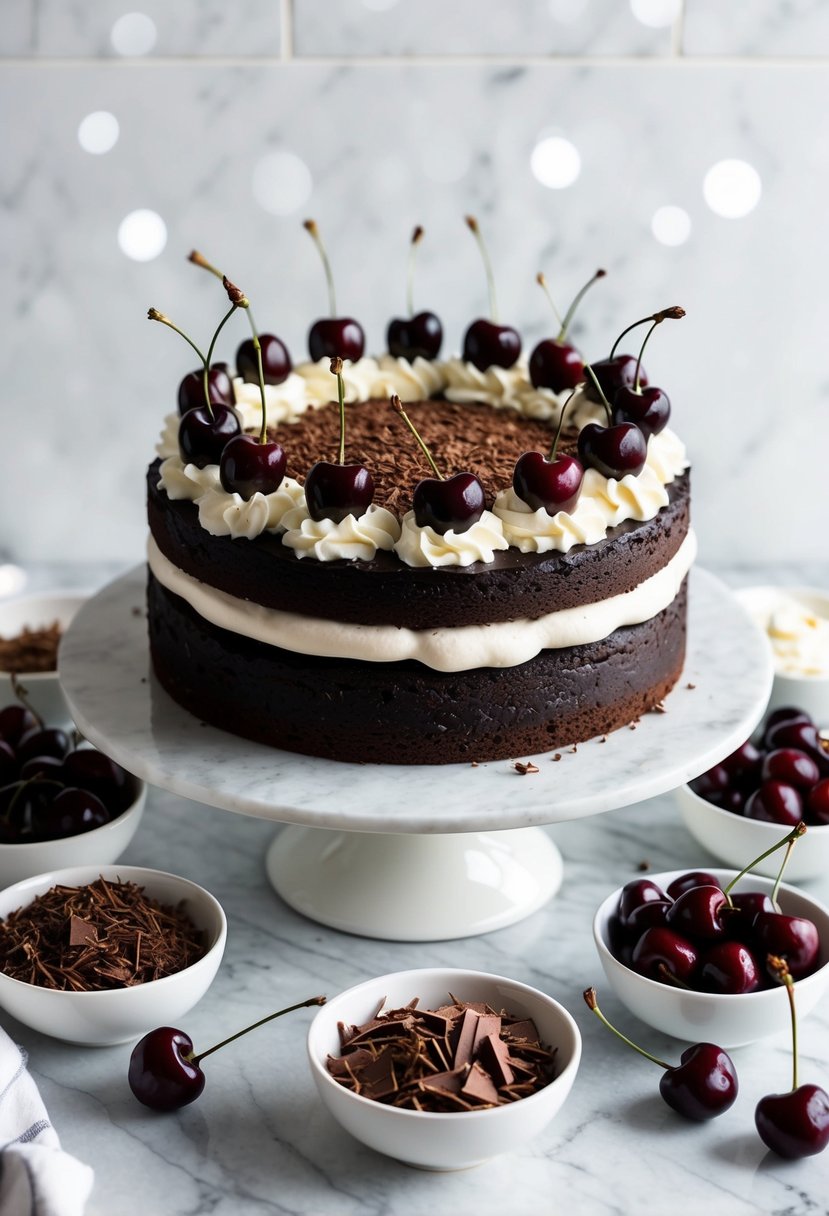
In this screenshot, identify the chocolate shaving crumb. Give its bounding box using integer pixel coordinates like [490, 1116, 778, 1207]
[651, 701, 667, 714]
[637, 859, 652, 872]
[551, 754, 562, 762]
[512, 761, 540, 775]
[0, 623, 61, 673]
[686, 682, 696, 690]
[326, 994, 558, 1112]
[0, 877, 206, 991]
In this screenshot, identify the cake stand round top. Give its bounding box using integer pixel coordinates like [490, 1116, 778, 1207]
[59, 565, 772, 834]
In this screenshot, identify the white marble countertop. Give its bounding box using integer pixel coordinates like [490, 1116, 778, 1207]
[4, 562, 829, 1216]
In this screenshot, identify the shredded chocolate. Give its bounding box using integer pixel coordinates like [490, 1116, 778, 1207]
[0, 877, 206, 991]
[512, 761, 540, 775]
[0, 623, 62, 673]
[326, 995, 558, 1111]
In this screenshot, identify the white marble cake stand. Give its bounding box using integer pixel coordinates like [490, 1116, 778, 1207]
[59, 566, 772, 941]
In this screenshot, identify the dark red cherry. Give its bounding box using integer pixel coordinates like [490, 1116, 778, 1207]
[631, 927, 698, 983]
[666, 885, 728, 941]
[612, 384, 670, 439]
[659, 1043, 739, 1121]
[689, 766, 730, 805]
[129, 1027, 205, 1111]
[753, 912, 820, 978]
[178, 405, 241, 469]
[721, 740, 763, 786]
[462, 320, 521, 372]
[528, 339, 583, 393]
[0, 781, 35, 841]
[763, 707, 813, 743]
[761, 748, 821, 790]
[19, 754, 64, 782]
[36, 787, 110, 839]
[744, 781, 803, 827]
[308, 319, 365, 364]
[219, 434, 287, 500]
[62, 748, 133, 813]
[177, 365, 234, 416]
[807, 779, 829, 825]
[304, 462, 374, 525]
[387, 312, 443, 362]
[756, 1085, 829, 1159]
[412, 473, 486, 536]
[236, 334, 292, 386]
[626, 899, 673, 936]
[577, 421, 647, 480]
[0, 741, 17, 785]
[0, 705, 40, 749]
[512, 451, 583, 515]
[666, 871, 722, 900]
[726, 890, 776, 943]
[607, 915, 633, 964]
[584, 354, 647, 403]
[765, 721, 829, 774]
[617, 878, 669, 929]
[699, 940, 761, 993]
[719, 786, 749, 814]
[16, 727, 70, 766]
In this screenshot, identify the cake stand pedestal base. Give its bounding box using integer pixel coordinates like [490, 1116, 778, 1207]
[265, 826, 563, 941]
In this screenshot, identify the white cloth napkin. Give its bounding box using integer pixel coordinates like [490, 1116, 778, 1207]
[0, 1026, 93, 1216]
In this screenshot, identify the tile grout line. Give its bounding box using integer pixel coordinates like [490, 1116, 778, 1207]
[280, 0, 293, 63]
[4, 53, 829, 67]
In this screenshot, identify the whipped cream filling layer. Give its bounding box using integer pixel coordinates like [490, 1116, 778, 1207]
[147, 530, 696, 674]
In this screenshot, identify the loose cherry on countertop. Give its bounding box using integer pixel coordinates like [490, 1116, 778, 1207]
[128, 995, 326, 1111]
[577, 365, 648, 480]
[755, 956, 829, 1158]
[461, 215, 521, 372]
[583, 988, 738, 1121]
[386, 226, 443, 361]
[512, 390, 584, 515]
[303, 220, 365, 362]
[611, 307, 684, 439]
[528, 268, 605, 394]
[390, 394, 486, 535]
[304, 359, 374, 523]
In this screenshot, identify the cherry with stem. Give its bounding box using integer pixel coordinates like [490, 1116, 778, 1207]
[577, 365, 648, 480]
[387, 226, 443, 361]
[390, 394, 486, 534]
[512, 391, 584, 515]
[528, 268, 605, 393]
[303, 359, 375, 522]
[303, 219, 365, 362]
[612, 307, 685, 439]
[461, 216, 521, 372]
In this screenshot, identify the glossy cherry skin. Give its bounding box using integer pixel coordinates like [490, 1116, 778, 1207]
[660, 1043, 738, 1121]
[761, 748, 821, 790]
[744, 781, 803, 827]
[584, 354, 648, 403]
[0, 781, 39, 841]
[36, 787, 110, 840]
[726, 890, 775, 940]
[666, 871, 722, 900]
[666, 885, 728, 941]
[625, 899, 673, 937]
[765, 721, 829, 774]
[412, 473, 486, 535]
[720, 740, 763, 786]
[807, 779, 829, 825]
[387, 312, 443, 361]
[19, 754, 64, 782]
[577, 421, 647, 480]
[462, 320, 521, 372]
[62, 748, 132, 813]
[607, 915, 633, 966]
[631, 926, 698, 984]
[612, 385, 670, 439]
[0, 705, 40, 749]
[308, 318, 365, 363]
[528, 339, 583, 393]
[219, 435, 287, 500]
[128, 1027, 205, 1111]
[699, 940, 761, 993]
[512, 452, 583, 515]
[304, 462, 374, 524]
[689, 766, 730, 805]
[178, 405, 241, 470]
[753, 912, 820, 978]
[756, 1085, 829, 1158]
[177, 365, 234, 416]
[236, 334, 291, 386]
[617, 879, 669, 929]
[16, 727, 70, 766]
[763, 707, 813, 743]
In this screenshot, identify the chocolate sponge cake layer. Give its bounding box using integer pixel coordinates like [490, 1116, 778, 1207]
[147, 572, 687, 766]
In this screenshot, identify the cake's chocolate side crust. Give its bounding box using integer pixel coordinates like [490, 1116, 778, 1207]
[147, 572, 687, 766]
[148, 460, 690, 630]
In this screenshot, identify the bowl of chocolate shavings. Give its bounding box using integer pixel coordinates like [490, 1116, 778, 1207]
[0, 591, 91, 728]
[0, 864, 226, 1045]
[307, 967, 581, 1170]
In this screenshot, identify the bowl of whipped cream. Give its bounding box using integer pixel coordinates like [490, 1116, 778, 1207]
[735, 586, 829, 725]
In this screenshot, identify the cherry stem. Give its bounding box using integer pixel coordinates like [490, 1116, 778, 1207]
[770, 825, 806, 907]
[657, 963, 691, 990]
[331, 357, 346, 465]
[188, 996, 326, 1067]
[583, 987, 670, 1070]
[10, 675, 43, 729]
[188, 249, 262, 344]
[582, 363, 614, 427]
[203, 303, 238, 416]
[536, 272, 564, 333]
[558, 268, 606, 343]
[390, 394, 442, 479]
[548, 390, 577, 462]
[407, 226, 424, 318]
[609, 314, 660, 360]
[768, 956, 798, 1091]
[465, 215, 499, 323]
[722, 821, 806, 899]
[633, 307, 684, 392]
[304, 219, 337, 317]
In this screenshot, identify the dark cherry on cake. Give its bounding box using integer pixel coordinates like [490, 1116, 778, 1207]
[578, 365, 647, 480]
[528, 268, 605, 393]
[304, 358, 374, 523]
[386, 226, 442, 361]
[584, 312, 658, 404]
[303, 219, 365, 362]
[584, 987, 738, 1121]
[612, 307, 685, 439]
[177, 365, 234, 416]
[461, 215, 521, 372]
[390, 394, 485, 534]
[513, 390, 584, 515]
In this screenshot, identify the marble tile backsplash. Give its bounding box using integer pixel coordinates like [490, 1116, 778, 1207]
[2, 2, 828, 566]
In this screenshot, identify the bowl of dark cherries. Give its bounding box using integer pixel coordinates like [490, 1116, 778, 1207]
[593, 849, 829, 1047]
[0, 698, 145, 885]
[677, 706, 829, 881]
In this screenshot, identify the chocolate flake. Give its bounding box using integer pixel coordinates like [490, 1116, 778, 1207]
[686, 682, 696, 690]
[0, 622, 62, 673]
[552, 754, 562, 762]
[512, 761, 539, 775]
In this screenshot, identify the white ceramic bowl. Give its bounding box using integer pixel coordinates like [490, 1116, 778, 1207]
[677, 781, 829, 883]
[0, 864, 226, 1045]
[593, 868, 829, 1047]
[734, 586, 829, 725]
[0, 776, 147, 888]
[307, 967, 581, 1171]
[0, 591, 90, 728]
